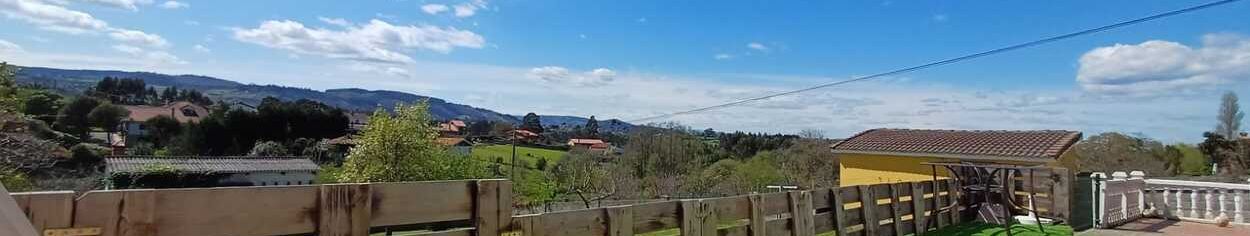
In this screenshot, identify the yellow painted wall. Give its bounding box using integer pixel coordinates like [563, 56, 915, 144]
[838, 153, 952, 187]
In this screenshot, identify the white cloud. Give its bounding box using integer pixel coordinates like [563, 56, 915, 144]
[159, 1, 186, 9]
[0, 39, 23, 54]
[111, 44, 185, 64]
[232, 19, 485, 64]
[453, 0, 487, 18]
[527, 66, 616, 87]
[1, 0, 110, 34]
[421, 4, 449, 15]
[80, 0, 154, 11]
[747, 42, 770, 52]
[108, 29, 169, 48]
[1076, 33, 1250, 94]
[192, 44, 210, 53]
[318, 17, 350, 27]
[342, 62, 412, 78]
[714, 53, 734, 60]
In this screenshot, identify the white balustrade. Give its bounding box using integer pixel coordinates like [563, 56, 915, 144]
[1141, 178, 1250, 225]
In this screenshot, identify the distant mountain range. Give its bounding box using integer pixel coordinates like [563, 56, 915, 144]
[14, 66, 634, 132]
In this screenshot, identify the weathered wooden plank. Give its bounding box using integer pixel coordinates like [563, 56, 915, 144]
[1051, 168, 1072, 222]
[371, 181, 475, 227]
[910, 182, 925, 235]
[705, 195, 751, 222]
[147, 185, 320, 236]
[607, 206, 634, 236]
[682, 200, 703, 236]
[10, 191, 74, 232]
[541, 208, 607, 236]
[319, 184, 372, 236]
[0, 183, 39, 236]
[71, 191, 122, 236]
[750, 194, 767, 236]
[831, 187, 847, 236]
[947, 180, 961, 225]
[631, 200, 680, 234]
[119, 190, 156, 236]
[701, 200, 717, 236]
[411, 227, 475, 236]
[789, 191, 815, 236]
[857, 186, 878, 236]
[510, 214, 543, 236]
[932, 180, 946, 228]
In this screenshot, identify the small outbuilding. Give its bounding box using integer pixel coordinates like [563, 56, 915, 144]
[105, 156, 320, 189]
[831, 128, 1081, 187]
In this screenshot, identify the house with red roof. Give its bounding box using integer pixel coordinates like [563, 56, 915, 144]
[119, 101, 209, 144]
[830, 128, 1081, 186]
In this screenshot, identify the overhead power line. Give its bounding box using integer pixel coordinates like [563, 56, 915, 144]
[628, 0, 1243, 123]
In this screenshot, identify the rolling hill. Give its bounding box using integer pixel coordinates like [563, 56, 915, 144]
[14, 66, 634, 132]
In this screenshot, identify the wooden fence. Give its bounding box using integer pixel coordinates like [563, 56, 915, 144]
[9, 179, 971, 236]
[1009, 167, 1073, 222]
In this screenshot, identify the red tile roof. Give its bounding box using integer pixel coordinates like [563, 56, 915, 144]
[449, 120, 467, 128]
[830, 128, 1081, 161]
[568, 139, 605, 145]
[436, 137, 471, 146]
[122, 102, 208, 123]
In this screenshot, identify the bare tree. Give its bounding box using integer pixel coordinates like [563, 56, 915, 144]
[1216, 91, 1244, 139]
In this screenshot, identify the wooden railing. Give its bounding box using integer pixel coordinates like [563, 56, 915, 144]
[10, 179, 971, 236]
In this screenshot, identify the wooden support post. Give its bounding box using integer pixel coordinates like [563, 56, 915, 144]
[910, 183, 926, 235]
[474, 180, 510, 236]
[681, 200, 702, 236]
[0, 183, 39, 236]
[1051, 168, 1072, 222]
[789, 191, 814, 236]
[319, 184, 372, 236]
[830, 188, 847, 236]
[701, 200, 717, 236]
[1000, 171, 1013, 236]
[948, 180, 961, 225]
[749, 194, 767, 236]
[858, 185, 878, 236]
[607, 206, 634, 236]
[889, 184, 903, 236]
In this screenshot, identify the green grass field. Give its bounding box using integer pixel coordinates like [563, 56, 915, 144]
[471, 144, 566, 169]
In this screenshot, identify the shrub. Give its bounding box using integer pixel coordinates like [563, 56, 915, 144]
[249, 141, 289, 157]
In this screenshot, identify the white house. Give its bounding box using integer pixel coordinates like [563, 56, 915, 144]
[119, 102, 209, 143]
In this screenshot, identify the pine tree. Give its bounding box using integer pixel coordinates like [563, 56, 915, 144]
[1216, 91, 1244, 139]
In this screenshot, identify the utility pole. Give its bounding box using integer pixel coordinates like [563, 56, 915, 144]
[511, 130, 518, 180]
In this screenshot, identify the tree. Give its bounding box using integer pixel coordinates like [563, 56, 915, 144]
[338, 101, 488, 182]
[0, 62, 18, 113]
[143, 115, 182, 147]
[88, 102, 130, 133]
[1073, 132, 1175, 176]
[248, 141, 289, 157]
[521, 112, 544, 133]
[20, 90, 63, 123]
[54, 97, 102, 139]
[585, 116, 600, 138]
[1216, 91, 1244, 139]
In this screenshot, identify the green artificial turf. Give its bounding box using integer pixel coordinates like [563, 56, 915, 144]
[924, 222, 1073, 236]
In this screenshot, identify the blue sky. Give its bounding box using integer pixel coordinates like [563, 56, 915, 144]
[2, 0, 1250, 143]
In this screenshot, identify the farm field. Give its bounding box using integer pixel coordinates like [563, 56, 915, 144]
[471, 144, 567, 169]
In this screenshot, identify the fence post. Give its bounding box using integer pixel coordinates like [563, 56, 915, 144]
[1051, 167, 1072, 222]
[319, 184, 372, 236]
[474, 180, 511, 236]
[858, 185, 878, 235]
[789, 191, 814, 236]
[681, 200, 703, 236]
[888, 184, 903, 236]
[1090, 172, 1105, 227]
[829, 188, 847, 236]
[910, 183, 925, 234]
[606, 206, 634, 236]
[749, 194, 766, 236]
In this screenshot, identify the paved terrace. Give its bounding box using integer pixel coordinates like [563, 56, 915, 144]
[1079, 218, 1250, 236]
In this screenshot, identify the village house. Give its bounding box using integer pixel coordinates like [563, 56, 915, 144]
[567, 138, 611, 154]
[830, 128, 1081, 187]
[436, 137, 474, 156]
[119, 102, 209, 144]
[507, 129, 540, 143]
[436, 120, 468, 137]
[104, 156, 320, 189]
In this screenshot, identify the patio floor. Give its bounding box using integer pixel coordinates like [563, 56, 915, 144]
[1078, 218, 1250, 236]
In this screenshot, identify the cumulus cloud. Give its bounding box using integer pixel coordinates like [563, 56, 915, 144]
[317, 17, 350, 27]
[112, 44, 185, 64]
[0, 39, 23, 53]
[453, 0, 487, 17]
[81, 0, 154, 11]
[1, 0, 110, 34]
[109, 29, 169, 48]
[159, 1, 186, 9]
[1077, 33, 1250, 94]
[192, 44, 210, 53]
[714, 53, 734, 60]
[231, 19, 485, 64]
[747, 42, 770, 52]
[421, 4, 449, 15]
[527, 66, 616, 87]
